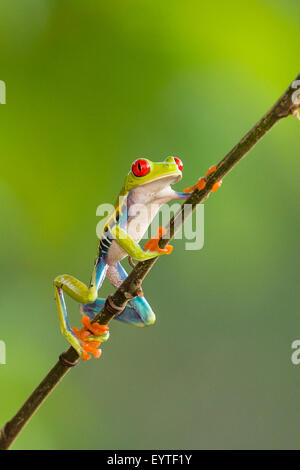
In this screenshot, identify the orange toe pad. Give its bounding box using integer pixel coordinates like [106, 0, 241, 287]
[81, 343, 102, 360]
[72, 315, 108, 360]
[81, 315, 109, 336]
[206, 165, 222, 192]
[212, 180, 222, 192]
[206, 165, 217, 177]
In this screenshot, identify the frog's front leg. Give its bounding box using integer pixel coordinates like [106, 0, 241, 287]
[53, 257, 109, 360]
[173, 191, 193, 200]
[111, 225, 173, 260]
[81, 262, 155, 327]
[183, 164, 223, 195]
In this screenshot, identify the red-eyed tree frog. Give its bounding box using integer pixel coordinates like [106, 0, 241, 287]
[54, 157, 221, 360]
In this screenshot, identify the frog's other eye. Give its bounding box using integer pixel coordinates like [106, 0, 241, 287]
[174, 157, 183, 172]
[131, 159, 151, 177]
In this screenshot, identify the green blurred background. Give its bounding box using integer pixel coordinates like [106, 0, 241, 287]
[0, 0, 299, 450]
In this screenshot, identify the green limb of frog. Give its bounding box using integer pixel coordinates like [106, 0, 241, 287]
[110, 225, 173, 260]
[54, 257, 109, 359]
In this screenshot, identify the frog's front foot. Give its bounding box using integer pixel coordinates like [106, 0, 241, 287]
[144, 226, 173, 255]
[183, 164, 222, 194]
[184, 176, 206, 194]
[206, 165, 222, 192]
[72, 315, 109, 361]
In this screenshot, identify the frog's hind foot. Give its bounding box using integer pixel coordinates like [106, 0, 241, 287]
[72, 315, 109, 361]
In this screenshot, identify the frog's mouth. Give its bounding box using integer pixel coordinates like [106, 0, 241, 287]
[167, 174, 182, 185]
[133, 174, 182, 196]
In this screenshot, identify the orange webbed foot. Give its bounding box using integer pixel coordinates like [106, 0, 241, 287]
[183, 164, 222, 197]
[81, 340, 102, 360]
[184, 177, 206, 194]
[144, 226, 173, 254]
[81, 315, 109, 336]
[206, 165, 222, 192]
[72, 315, 109, 360]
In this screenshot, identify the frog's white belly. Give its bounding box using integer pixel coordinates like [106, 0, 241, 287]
[105, 202, 161, 265]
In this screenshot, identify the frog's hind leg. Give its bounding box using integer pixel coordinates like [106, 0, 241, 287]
[54, 285, 82, 353]
[109, 262, 155, 326]
[81, 262, 156, 326]
[107, 262, 155, 326]
[54, 257, 108, 359]
[118, 295, 156, 327]
[80, 298, 105, 320]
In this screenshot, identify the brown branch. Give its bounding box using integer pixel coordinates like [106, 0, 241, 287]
[0, 74, 299, 451]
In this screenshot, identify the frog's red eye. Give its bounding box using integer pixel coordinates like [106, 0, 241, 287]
[174, 157, 183, 172]
[131, 159, 151, 177]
